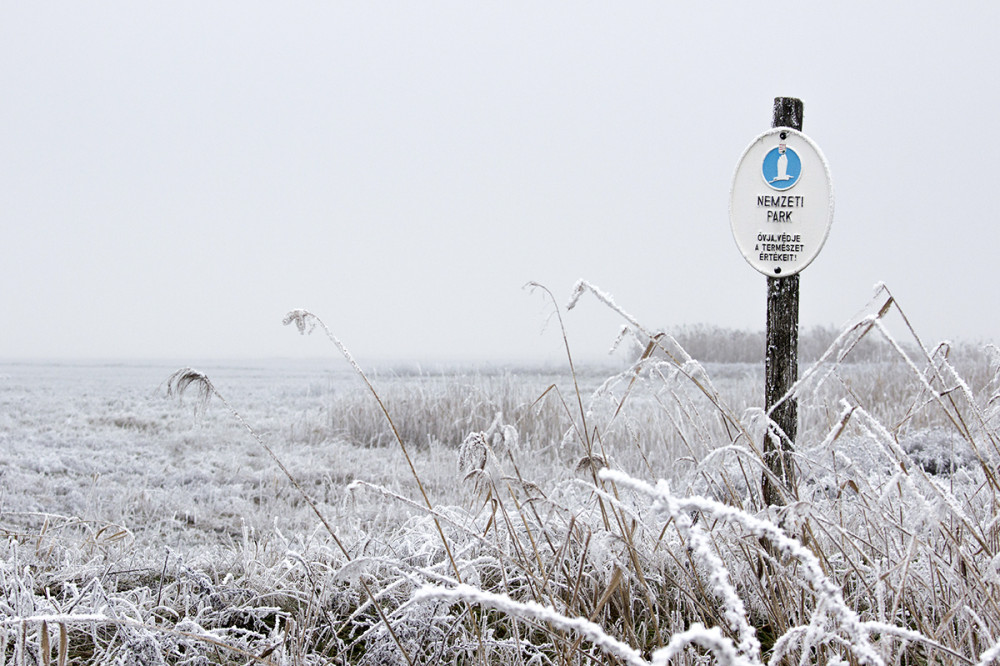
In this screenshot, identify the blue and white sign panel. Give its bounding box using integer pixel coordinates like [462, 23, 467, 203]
[761, 145, 801, 191]
[730, 128, 834, 277]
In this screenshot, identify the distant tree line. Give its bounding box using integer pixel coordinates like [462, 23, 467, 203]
[632, 323, 925, 364]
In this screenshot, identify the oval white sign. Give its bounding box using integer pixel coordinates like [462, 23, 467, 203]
[729, 128, 834, 278]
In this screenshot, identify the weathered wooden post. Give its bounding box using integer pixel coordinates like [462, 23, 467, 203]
[763, 97, 803, 505]
[729, 97, 834, 505]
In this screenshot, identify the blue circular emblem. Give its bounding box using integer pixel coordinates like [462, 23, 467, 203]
[761, 145, 802, 191]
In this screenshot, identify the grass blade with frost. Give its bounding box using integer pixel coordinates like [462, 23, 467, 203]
[166, 367, 417, 666]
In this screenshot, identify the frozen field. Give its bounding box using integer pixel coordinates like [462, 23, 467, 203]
[2, 319, 1000, 664]
[0, 359, 601, 553]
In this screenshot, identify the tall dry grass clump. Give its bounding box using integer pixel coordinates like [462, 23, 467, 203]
[381, 282, 1000, 666]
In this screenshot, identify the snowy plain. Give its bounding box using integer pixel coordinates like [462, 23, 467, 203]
[2, 314, 999, 664]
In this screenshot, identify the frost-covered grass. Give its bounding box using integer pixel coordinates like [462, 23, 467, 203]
[2, 283, 1000, 665]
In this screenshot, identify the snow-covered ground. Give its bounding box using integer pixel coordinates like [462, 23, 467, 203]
[1, 347, 998, 664]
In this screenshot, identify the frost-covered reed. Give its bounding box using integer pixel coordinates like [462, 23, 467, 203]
[2, 282, 999, 664]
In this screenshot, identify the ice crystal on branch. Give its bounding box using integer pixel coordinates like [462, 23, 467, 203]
[282, 308, 317, 335]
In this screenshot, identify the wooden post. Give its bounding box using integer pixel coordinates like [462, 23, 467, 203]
[762, 96, 802, 506]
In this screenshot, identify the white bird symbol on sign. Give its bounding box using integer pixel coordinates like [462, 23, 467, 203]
[771, 144, 791, 183]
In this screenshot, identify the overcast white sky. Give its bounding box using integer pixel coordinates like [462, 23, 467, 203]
[3, 3, 998, 363]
